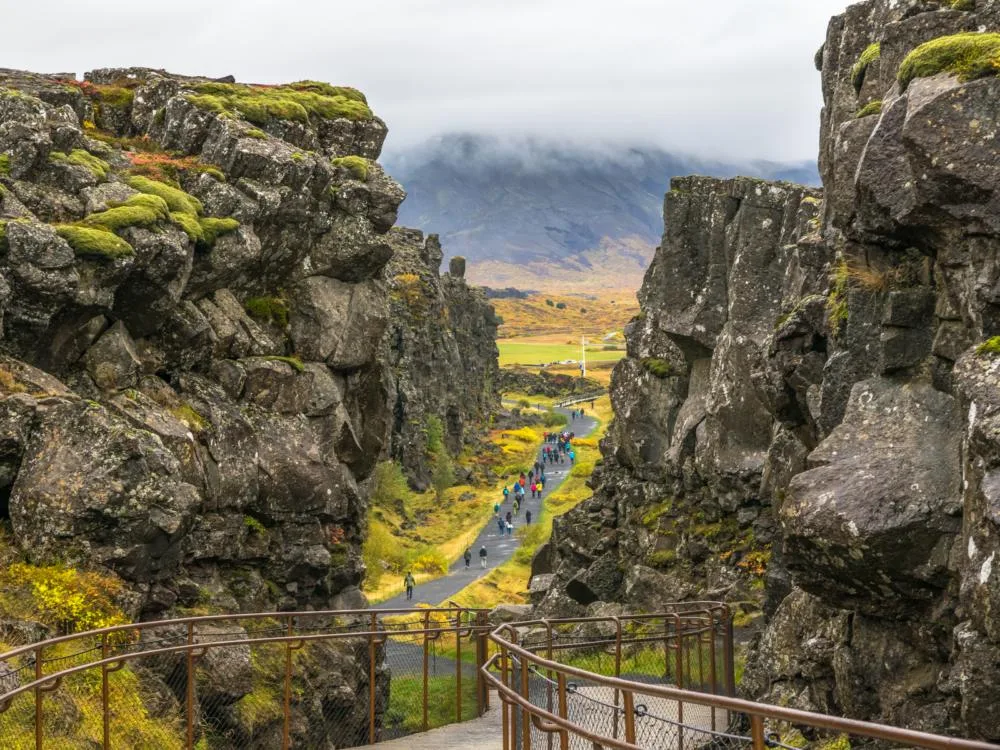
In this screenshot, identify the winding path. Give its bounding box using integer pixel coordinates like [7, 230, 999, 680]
[374, 405, 598, 609]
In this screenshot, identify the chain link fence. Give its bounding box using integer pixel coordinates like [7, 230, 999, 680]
[0, 606, 492, 749]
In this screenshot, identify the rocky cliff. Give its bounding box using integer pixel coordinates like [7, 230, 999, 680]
[381, 228, 499, 488]
[0, 66, 404, 743]
[537, 0, 1000, 739]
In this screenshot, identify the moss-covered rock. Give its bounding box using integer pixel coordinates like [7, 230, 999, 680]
[48, 149, 110, 179]
[185, 81, 372, 125]
[331, 155, 370, 181]
[127, 175, 203, 215]
[851, 43, 880, 92]
[898, 32, 1000, 90]
[54, 224, 134, 259]
[198, 217, 239, 247]
[855, 99, 882, 118]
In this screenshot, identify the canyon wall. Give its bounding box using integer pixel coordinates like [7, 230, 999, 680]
[536, 0, 1000, 739]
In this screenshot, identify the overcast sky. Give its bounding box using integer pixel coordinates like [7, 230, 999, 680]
[5, 0, 852, 162]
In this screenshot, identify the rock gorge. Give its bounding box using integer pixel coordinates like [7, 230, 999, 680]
[0, 67, 499, 744]
[535, 0, 1000, 740]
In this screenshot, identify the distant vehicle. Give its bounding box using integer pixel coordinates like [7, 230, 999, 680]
[559, 359, 577, 365]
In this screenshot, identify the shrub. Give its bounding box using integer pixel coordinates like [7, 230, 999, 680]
[49, 149, 110, 179]
[641, 357, 674, 378]
[855, 99, 883, 118]
[55, 224, 134, 259]
[542, 411, 568, 428]
[431, 451, 454, 500]
[199, 217, 240, 247]
[125, 151, 225, 184]
[0, 562, 127, 633]
[555, 302, 566, 310]
[411, 549, 448, 575]
[898, 32, 1000, 90]
[851, 42, 881, 92]
[127, 175, 203, 215]
[370, 461, 410, 508]
[545, 299, 554, 307]
[245, 295, 290, 327]
[425, 414, 445, 455]
[331, 155, 370, 181]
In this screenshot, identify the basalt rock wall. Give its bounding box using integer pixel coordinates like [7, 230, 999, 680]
[381, 228, 499, 488]
[538, 0, 1000, 739]
[0, 67, 404, 745]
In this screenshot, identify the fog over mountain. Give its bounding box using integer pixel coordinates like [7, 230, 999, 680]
[383, 134, 820, 274]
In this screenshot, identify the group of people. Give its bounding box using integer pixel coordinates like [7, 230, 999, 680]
[541, 430, 576, 465]
[403, 424, 581, 601]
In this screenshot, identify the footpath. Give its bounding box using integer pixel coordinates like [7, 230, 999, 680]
[374, 405, 598, 609]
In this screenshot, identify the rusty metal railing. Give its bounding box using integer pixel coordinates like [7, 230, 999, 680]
[483, 604, 999, 750]
[0, 606, 492, 749]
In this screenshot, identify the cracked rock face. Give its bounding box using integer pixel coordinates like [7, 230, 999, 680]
[540, 1, 1000, 739]
[0, 66, 407, 614]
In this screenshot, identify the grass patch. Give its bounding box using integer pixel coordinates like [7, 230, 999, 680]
[851, 42, 881, 92]
[898, 32, 1000, 90]
[48, 149, 110, 179]
[185, 81, 372, 125]
[331, 155, 370, 181]
[0, 153, 10, 175]
[245, 295, 290, 327]
[855, 99, 883, 118]
[498, 339, 625, 367]
[55, 225, 134, 260]
[384, 673, 478, 734]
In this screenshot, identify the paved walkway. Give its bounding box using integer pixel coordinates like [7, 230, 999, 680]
[374, 406, 598, 609]
[362, 701, 503, 750]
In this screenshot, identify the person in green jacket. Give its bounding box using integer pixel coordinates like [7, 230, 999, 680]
[404, 571, 415, 601]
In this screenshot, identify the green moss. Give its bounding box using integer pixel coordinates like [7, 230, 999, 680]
[648, 549, 677, 569]
[331, 155, 370, 181]
[976, 337, 1000, 356]
[0, 220, 7, 252]
[55, 225, 134, 259]
[290, 151, 306, 162]
[245, 296, 290, 327]
[83, 203, 163, 231]
[95, 86, 134, 109]
[199, 217, 240, 247]
[855, 99, 883, 118]
[244, 128, 268, 139]
[801, 195, 822, 206]
[48, 149, 110, 179]
[641, 500, 673, 528]
[243, 515, 267, 535]
[851, 43, 881, 92]
[827, 258, 850, 334]
[266, 355, 305, 372]
[171, 402, 209, 432]
[185, 81, 372, 125]
[127, 175, 203, 215]
[898, 32, 1000, 90]
[0, 154, 9, 176]
[641, 357, 674, 378]
[169, 211, 204, 243]
[816, 734, 852, 750]
[950, 0, 975, 9]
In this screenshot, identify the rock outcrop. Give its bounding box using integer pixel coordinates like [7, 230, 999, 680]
[0, 67, 404, 744]
[381, 228, 499, 487]
[539, 1, 1000, 739]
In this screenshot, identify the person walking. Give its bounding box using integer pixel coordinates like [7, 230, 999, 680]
[569, 449, 576, 465]
[525, 510, 532, 525]
[506, 520, 513, 537]
[502, 485, 510, 502]
[513, 498, 520, 516]
[479, 545, 488, 568]
[464, 547, 472, 568]
[497, 516, 505, 535]
[506, 511, 512, 525]
[404, 571, 415, 601]
[494, 501, 500, 516]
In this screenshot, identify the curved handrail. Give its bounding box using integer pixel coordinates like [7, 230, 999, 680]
[485, 614, 1000, 750]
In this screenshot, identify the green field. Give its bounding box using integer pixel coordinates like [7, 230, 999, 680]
[498, 339, 626, 367]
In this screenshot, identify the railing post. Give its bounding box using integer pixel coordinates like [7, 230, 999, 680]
[101, 634, 110, 750]
[369, 612, 378, 745]
[622, 690, 636, 745]
[520, 651, 532, 750]
[501, 645, 510, 750]
[185, 621, 195, 750]
[725, 607, 736, 698]
[544, 619, 553, 750]
[751, 714, 767, 750]
[423, 611, 430, 731]
[674, 614, 683, 750]
[612, 617, 622, 741]
[708, 621, 717, 731]
[455, 610, 463, 723]
[34, 644, 43, 750]
[475, 611, 489, 716]
[282, 616, 294, 750]
[556, 672, 569, 750]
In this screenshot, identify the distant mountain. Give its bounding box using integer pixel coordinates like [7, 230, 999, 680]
[382, 134, 819, 280]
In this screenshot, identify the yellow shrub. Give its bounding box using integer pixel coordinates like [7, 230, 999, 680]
[411, 550, 448, 575]
[0, 563, 128, 634]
